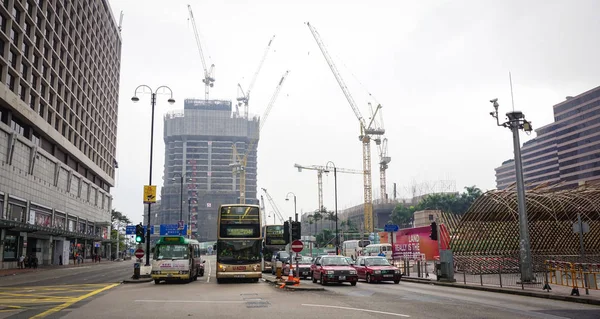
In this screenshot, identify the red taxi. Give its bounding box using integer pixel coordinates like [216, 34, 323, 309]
[310, 255, 358, 286]
[353, 256, 401, 284]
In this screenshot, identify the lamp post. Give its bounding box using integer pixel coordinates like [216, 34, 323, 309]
[285, 192, 297, 222]
[132, 85, 175, 266]
[325, 161, 338, 255]
[268, 211, 276, 224]
[489, 98, 535, 283]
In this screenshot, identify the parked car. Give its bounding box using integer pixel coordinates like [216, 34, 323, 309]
[353, 256, 401, 284]
[283, 256, 313, 279]
[310, 255, 358, 286]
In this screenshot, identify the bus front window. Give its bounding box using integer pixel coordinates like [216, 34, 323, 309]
[217, 240, 261, 264]
[155, 245, 188, 260]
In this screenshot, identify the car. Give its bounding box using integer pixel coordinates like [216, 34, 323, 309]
[310, 255, 358, 286]
[271, 251, 291, 275]
[283, 256, 313, 279]
[353, 256, 402, 284]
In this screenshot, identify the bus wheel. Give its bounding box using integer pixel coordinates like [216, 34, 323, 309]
[217, 278, 223, 284]
[154, 279, 160, 285]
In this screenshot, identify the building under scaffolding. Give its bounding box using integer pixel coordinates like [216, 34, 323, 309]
[442, 181, 600, 271]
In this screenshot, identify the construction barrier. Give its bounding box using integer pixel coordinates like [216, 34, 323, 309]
[546, 260, 600, 294]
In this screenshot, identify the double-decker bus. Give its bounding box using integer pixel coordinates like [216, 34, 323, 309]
[215, 204, 262, 283]
[262, 225, 286, 273]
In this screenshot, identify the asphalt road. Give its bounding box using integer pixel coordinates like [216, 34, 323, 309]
[0, 260, 133, 318]
[11, 255, 593, 319]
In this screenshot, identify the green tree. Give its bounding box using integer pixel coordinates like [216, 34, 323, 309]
[390, 205, 415, 228]
[110, 209, 131, 257]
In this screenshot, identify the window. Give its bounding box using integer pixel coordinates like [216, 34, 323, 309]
[20, 85, 26, 100]
[0, 14, 6, 32]
[2, 235, 18, 260]
[6, 73, 15, 91]
[10, 27, 17, 42]
[20, 63, 28, 76]
[22, 42, 29, 57]
[8, 50, 16, 68]
[8, 203, 26, 222]
[12, 8, 21, 24]
[39, 103, 44, 117]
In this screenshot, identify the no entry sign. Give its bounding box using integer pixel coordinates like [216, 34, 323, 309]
[291, 240, 303, 253]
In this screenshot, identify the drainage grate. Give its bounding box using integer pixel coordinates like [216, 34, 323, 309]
[246, 300, 270, 308]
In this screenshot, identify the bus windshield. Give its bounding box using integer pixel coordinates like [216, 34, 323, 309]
[155, 244, 189, 260]
[217, 240, 261, 264]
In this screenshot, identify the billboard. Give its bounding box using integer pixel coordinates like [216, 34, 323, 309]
[379, 224, 449, 261]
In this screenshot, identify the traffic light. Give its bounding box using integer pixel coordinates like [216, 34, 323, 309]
[283, 221, 290, 244]
[291, 221, 301, 240]
[135, 224, 145, 243]
[429, 222, 438, 241]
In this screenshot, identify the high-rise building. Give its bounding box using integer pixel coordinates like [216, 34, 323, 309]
[0, 0, 121, 269]
[160, 99, 259, 241]
[495, 85, 600, 189]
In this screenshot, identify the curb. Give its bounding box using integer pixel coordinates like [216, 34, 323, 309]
[122, 278, 153, 284]
[262, 276, 325, 291]
[401, 277, 600, 306]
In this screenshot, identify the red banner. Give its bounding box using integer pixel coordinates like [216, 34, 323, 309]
[379, 224, 449, 261]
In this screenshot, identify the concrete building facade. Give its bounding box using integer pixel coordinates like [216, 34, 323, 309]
[160, 99, 259, 242]
[0, 0, 121, 268]
[495, 86, 600, 190]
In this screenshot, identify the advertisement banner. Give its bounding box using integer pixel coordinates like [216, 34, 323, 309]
[379, 225, 449, 261]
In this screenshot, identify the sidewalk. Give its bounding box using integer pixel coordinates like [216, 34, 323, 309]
[401, 275, 600, 306]
[0, 260, 111, 277]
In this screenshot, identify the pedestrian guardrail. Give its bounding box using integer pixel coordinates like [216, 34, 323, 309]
[546, 260, 599, 294]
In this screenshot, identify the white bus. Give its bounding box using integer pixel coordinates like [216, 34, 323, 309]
[341, 239, 371, 259]
[363, 243, 393, 260]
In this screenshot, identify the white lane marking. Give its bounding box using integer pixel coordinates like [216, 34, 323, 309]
[302, 304, 410, 317]
[207, 259, 212, 283]
[135, 300, 244, 304]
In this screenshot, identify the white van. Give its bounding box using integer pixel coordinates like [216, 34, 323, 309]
[363, 244, 393, 260]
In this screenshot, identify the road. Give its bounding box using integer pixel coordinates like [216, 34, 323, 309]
[0, 260, 133, 318]
[1, 256, 598, 318]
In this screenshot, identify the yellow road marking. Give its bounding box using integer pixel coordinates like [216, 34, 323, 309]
[30, 283, 119, 319]
[0, 305, 23, 312]
[0, 299, 65, 303]
[0, 292, 72, 299]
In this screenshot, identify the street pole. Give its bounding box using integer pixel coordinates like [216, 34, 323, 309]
[188, 198, 192, 239]
[116, 221, 120, 260]
[179, 175, 183, 235]
[294, 195, 298, 222]
[577, 213, 589, 295]
[333, 167, 339, 255]
[490, 99, 534, 283]
[132, 85, 175, 267]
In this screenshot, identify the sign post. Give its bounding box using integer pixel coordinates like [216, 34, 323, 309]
[385, 224, 399, 265]
[292, 240, 303, 279]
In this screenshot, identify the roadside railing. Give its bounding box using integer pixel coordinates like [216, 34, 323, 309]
[546, 260, 600, 294]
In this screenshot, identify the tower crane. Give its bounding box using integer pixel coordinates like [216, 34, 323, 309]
[378, 138, 391, 202]
[294, 163, 362, 214]
[261, 188, 286, 224]
[236, 35, 275, 118]
[231, 70, 290, 204]
[188, 5, 215, 100]
[307, 22, 385, 234]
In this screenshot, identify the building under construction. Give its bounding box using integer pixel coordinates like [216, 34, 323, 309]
[160, 99, 260, 241]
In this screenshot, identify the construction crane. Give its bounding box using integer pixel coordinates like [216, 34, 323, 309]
[307, 22, 385, 234]
[378, 138, 391, 202]
[188, 5, 215, 100]
[261, 188, 286, 224]
[231, 70, 290, 204]
[294, 163, 362, 214]
[236, 35, 275, 118]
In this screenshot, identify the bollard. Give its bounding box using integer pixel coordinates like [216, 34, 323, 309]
[133, 262, 141, 279]
[275, 261, 282, 279]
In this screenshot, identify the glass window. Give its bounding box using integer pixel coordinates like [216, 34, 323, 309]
[154, 244, 188, 260]
[7, 203, 25, 222]
[321, 256, 350, 266]
[3, 235, 18, 260]
[217, 240, 261, 264]
[0, 200, 4, 218]
[365, 257, 390, 266]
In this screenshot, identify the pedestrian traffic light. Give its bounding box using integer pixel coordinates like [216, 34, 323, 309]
[291, 221, 301, 240]
[135, 224, 145, 243]
[429, 222, 438, 241]
[283, 221, 290, 244]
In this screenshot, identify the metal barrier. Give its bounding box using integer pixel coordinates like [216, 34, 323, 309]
[546, 260, 600, 295]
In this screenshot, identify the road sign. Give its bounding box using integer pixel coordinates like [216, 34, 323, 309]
[291, 240, 303, 253]
[126, 225, 155, 235]
[134, 248, 145, 259]
[159, 224, 187, 236]
[178, 220, 185, 230]
[143, 185, 157, 203]
[384, 224, 399, 232]
[573, 221, 590, 234]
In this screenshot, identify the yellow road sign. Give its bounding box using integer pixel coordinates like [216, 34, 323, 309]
[187, 228, 192, 235]
[143, 185, 157, 203]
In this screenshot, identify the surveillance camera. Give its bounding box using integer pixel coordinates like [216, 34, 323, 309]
[490, 98, 498, 103]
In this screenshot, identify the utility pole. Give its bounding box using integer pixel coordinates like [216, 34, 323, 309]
[489, 98, 535, 282]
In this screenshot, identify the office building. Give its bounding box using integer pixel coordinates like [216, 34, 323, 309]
[495, 85, 600, 189]
[160, 99, 259, 241]
[0, 0, 121, 268]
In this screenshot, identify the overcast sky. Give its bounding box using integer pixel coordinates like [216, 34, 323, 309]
[108, 0, 600, 224]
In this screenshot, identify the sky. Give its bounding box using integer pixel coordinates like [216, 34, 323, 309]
[107, 0, 600, 224]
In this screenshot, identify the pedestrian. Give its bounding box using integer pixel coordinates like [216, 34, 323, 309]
[18, 255, 24, 269]
[59, 254, 63, 265]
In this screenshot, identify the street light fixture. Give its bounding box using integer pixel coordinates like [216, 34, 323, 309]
[285, 192, 297, 222]
[132, 85, 175, 266]
[324, 161, 339, 255]
[489, 98, 535, 283]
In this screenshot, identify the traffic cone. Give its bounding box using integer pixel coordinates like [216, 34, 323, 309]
[287, 264, 295, 283]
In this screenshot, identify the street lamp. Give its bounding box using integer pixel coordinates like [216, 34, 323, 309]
[132, 85, 175, 266]
[268, 211, 276, 224]
[324, 161, 338, 255]
[285, 192, 297, 222]
[489, 98, 534, 283]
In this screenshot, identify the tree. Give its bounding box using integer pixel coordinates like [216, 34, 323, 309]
[390, 205, 415, 228]
[110, 209, 131, 258]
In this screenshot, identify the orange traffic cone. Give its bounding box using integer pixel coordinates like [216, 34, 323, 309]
[287, 264, 295, 282]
